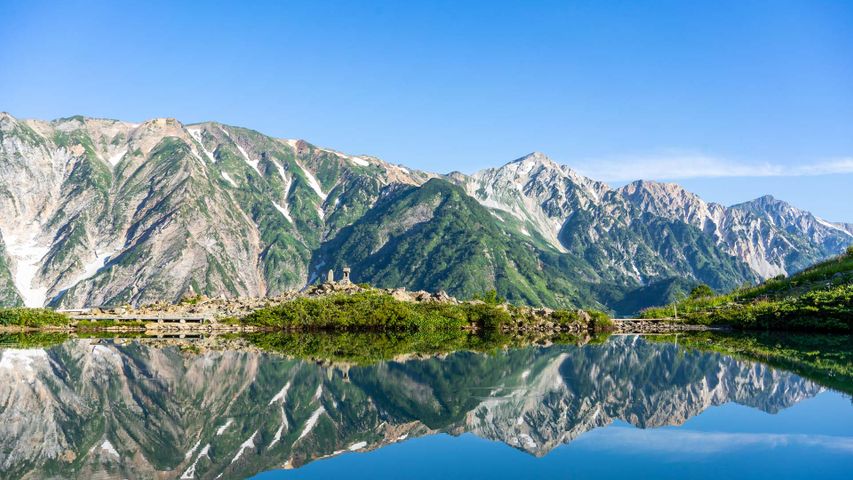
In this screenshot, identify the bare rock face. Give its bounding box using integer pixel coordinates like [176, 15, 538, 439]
[619, 180, 853, 278]
[458, 152, 610, 253]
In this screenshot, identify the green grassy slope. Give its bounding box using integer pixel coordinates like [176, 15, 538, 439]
[641, 247, 853, 331]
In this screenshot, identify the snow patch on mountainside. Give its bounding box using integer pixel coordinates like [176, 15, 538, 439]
[269, 381, 291, 405]
[269, 405, 289, 449]
[181, 444, 210, 479]
[98, 440, 119, 459]
[2, 226, 50, 307]
[188, 127, 217, 162]
[230, 430, 257, 464]
[816, 217, 853, 237]
[297, 161, 327, 200]
[318, 147, 370, 167]
[272, 160, 288, 184]
[107, 147, 127, 166]
[216, 419, 233, 435]
[221, 172, 238, 187]
[273, 202, 293, 223]
[60, 249, 118, 292]
[221, 128, 261, 175]
[184, 439, 202, 460]
[298, 406, 326, 441]
[269, 161, 294, 223]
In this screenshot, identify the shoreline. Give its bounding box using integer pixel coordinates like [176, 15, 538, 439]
[0, 318, 711, 335]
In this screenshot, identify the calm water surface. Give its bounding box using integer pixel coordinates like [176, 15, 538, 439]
[0, 334, 850, 479]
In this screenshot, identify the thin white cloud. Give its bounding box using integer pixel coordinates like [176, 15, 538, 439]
[573, 153, 853, 182]
[574, 427, 853, 455]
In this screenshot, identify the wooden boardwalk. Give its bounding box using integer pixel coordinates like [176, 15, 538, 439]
[68, 314, 212, 324]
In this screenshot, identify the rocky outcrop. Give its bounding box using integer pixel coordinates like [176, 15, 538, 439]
[456, 152, 609, 252]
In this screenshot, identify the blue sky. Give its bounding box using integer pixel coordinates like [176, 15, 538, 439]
[1, 0, 851, 220]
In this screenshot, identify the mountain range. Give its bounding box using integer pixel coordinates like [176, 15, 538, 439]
[0, 113, 850, 313]
[0, 337, 822, 479]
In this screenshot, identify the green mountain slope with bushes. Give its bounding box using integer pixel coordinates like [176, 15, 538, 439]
[314, 179, 755, 312]
[313, 179, 602, 308]
[641, 247, 853, 331]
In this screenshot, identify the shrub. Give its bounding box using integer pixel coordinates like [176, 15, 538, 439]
[241, 291, 472, 332]
[689, 284, 715, 299]
[0, 332, 69, 348]
[240, 291, 588, 333]
[0, 308, 70, 327]
[587, 310, 615, 332]
[467, 303, 512, 331]
[473, 289, 506, 306]
[550, 309, 581, 326]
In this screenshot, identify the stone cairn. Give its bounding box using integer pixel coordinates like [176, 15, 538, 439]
[325, 267, 352, 285]
[312, 266, 359, 294]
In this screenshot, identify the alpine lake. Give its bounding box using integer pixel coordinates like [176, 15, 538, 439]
[0, 330, 850, 479]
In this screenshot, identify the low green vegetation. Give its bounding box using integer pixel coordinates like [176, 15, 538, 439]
[472, 289, 506, 305]
[241, 291, 468, 331]
[243, 329, 594, 365]
[640, 247, 853, 332]
[238, 290, 611, 333]
[588, 309, 615, 331]
[0, 332, 69, 349]
[0, 308, 70, 327]
[244, 331, 496, 364]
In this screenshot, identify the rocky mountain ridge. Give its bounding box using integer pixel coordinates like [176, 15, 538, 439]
[0, 113, 849, 312]
[619, 180, 853, 278]
[0, 113, 431, 308]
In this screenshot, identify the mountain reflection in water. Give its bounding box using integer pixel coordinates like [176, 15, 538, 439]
[0, 335, 842, 479]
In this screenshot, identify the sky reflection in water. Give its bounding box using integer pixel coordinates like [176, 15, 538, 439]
[256, 392, 853, 480]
